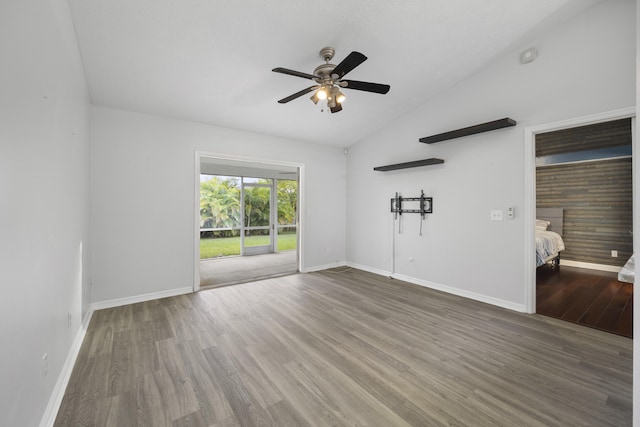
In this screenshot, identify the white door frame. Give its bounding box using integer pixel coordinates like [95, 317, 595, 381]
[523, 106, 636, 313]
[194, 151, 304, 291]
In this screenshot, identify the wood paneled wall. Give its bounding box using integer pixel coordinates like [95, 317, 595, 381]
[536, 157, 632, 267]
[536, 118, 631, 156]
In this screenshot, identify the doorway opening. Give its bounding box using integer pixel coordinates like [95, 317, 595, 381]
[195, 155, 300, 289]
[533, 118, 633, 337]
[523, 108, 636, 322]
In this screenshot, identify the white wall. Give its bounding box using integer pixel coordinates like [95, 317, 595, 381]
[90, 106, 346, 303]
[0, 1, 91, 426]
[346, 1, 635, 309]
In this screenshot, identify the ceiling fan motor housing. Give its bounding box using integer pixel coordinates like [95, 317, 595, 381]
[313, 63, 336, 82]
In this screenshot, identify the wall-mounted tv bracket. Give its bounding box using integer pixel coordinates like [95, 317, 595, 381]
[390, 190, 432, 235]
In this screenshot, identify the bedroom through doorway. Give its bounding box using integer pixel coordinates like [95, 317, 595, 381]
[532, 114, 634, 337]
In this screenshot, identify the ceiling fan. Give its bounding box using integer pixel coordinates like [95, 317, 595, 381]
[272, 47, 390, 113]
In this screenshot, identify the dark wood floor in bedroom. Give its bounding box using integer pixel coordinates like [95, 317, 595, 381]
[536, 264, 633, 338]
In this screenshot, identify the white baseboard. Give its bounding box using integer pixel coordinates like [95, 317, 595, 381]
[346, 262, 526, 313]
[40, 286, 192, 426]
[345, 262, 392, 278]
[302, 261, 347, 273]
[391, 273, 527, 313]
[90, 286, 193, 311]
[39, 309, 94, 427]
[560, 260, 622, 273]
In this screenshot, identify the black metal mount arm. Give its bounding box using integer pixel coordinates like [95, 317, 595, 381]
[390, 190, 432, 217]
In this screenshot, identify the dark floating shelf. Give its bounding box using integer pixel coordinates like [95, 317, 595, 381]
[419, 117, 517, 144]
[374, 158, 444, 172]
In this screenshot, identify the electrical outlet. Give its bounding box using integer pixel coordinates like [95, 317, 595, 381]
[490, 210, 503, 221]
[611, 250, 618, 258]
[41, 353, 48, 379]
[409, 257, 415, 264]
[68, 312, 72, 328]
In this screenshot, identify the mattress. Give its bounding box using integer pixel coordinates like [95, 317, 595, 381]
[536, 230, 565, 267]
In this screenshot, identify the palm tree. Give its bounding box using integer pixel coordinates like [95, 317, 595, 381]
[200, 176, 241, 233]
[277, 180, 297, 225]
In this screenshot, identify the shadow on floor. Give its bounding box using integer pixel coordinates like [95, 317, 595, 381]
[200, 251, 298, 288]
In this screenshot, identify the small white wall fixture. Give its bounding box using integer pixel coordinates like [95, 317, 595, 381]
[523, 106, 636, 314]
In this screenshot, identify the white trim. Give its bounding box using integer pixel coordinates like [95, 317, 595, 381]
[194, 151, 202, 291]
[196, 151, 303, 170]
[302, 260, 347, 273]
[194, 151, 304, 287]
[391, 273, 527, 313]
[39, 282, 193, 426]
[39, 310, 94, 427]
[297, 164, 305, 272]
[524, 106, 636, 314]
[559, 260, 622, 273]
[345, 262, 526, 312]
[526, 107, 636, 135]
[347, 262, 392, 278]
[90, 286, 192, 311]
[523, 125, 537, 314]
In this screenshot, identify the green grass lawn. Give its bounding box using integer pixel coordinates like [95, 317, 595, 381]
[200, 232, 297, 259]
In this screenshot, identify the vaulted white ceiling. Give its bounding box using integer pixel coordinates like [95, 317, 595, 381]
[67, 0, 600, 147]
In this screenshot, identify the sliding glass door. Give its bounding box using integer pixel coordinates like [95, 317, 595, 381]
[200, 174, 298, 259]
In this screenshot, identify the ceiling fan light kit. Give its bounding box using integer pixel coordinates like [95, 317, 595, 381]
[273, 47, 390, 113]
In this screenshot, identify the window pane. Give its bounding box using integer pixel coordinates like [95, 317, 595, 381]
[199, 229, 240, 259]
[200, 175, 241, 230]
[242, 177, 271, 185]
[278, 227, 297, 251]
[244, 229, 271, 247]
[244, 185, 271, 227]
[277, 179, 297, 226]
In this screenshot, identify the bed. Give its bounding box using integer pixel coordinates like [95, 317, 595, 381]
[536, 208, 565, 267]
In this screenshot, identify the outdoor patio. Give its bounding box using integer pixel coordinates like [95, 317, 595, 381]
[199, 250, 298, 287]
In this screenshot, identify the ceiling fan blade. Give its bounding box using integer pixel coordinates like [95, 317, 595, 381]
[272, 67, 317, 80]
[331, 51, 367, 79]
[330, 103, 343, 113]
[342, 80, 390, 94]
[277, 86, 317, 104]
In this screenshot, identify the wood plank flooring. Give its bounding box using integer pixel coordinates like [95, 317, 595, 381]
[537, 264, 633, 338]
[55, 268, 632, 426]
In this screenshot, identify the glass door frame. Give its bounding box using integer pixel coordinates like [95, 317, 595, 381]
[241, 177, 275, 256]
[194, 151, 303, 292]
[275, 178, 298, 253]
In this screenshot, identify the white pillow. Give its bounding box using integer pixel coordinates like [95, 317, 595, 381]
[536, 219, 550, 231]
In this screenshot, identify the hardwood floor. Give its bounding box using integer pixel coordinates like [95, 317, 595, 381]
[55, 268, 632, 426]
[537, 264, 633, 338]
